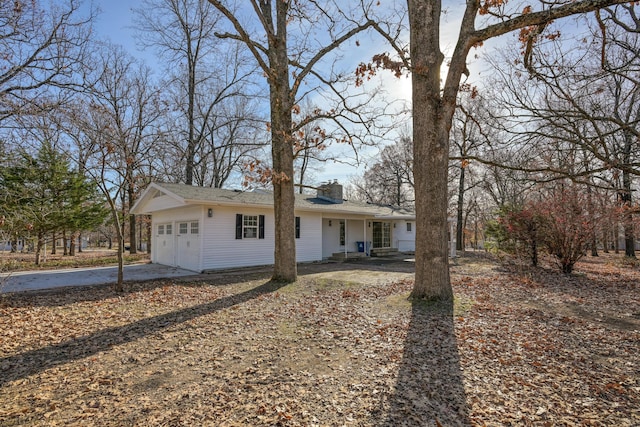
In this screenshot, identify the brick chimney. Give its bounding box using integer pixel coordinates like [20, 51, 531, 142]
[317, 180, 343, 204]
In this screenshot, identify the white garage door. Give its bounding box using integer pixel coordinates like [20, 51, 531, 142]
[175, 221, 201, 272]
[155, 223, 175, 266]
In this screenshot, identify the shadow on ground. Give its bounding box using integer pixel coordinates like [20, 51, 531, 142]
[0, 279, 287, 387]
[1, 257, 415, 308]
[383, 300, 471, 426]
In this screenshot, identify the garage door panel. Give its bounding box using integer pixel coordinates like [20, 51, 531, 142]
[176, 221, 200, 272]
[155, 222, 175, 266]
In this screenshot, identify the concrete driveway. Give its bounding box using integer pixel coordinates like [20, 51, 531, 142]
[0, 263, 199, 293]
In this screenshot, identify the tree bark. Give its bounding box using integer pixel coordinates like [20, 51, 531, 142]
[269, 0, 297, 282]
[129, 213, 137, 254]
[408, 0, 452, 301]
[456, 165, 465, 251]
[622, 170, 636, 258]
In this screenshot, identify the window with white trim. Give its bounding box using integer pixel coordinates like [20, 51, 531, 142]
[158, 224, 165, 235]
[191, 222, 199, 235]
[236, 214, 265, 239]
[243, 215, 258, 238]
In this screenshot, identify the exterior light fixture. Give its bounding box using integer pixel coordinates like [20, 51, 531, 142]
[207, 208, 213, 218]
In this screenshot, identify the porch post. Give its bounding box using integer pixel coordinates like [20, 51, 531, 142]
[363, 219, 367, 256]
[344, 218, 348, 258]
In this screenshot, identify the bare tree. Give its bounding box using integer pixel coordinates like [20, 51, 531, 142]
[134, 0, 263, 187]
[450, 94, 490, 251]
[85, 44, 164, 256]
[367, 0, 629, 300]
[351, 135, 414, 206]
[484, 7, 640, 257]
[206, 1, 385, 282]
[0, 0, 93, 124]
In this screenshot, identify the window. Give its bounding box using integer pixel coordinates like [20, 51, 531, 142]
[406, 222, 412, 232]
[158, 224, 165, 235]
[236, 214, 265, 239]
[339, 220, 345, 246]
[243, 215, 258, 238]
[295, 216, 300, 239]
[179, 223, 188, 234]
[191, 222, 199, 235]
[166, 224, 172, 235]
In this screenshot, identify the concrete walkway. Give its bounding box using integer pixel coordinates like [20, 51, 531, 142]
[0, 263, 199, 293]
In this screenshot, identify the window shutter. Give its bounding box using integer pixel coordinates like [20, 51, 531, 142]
[295, 216, 300, 239]
[235, 214, 243, 239]
[258, 215, 265, 239]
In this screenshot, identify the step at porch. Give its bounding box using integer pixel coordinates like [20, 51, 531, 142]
[369, 247, 399, 257]
[329, 251, 367, 261]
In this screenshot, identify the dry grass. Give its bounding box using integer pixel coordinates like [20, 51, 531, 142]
[0, 249, 149, 272]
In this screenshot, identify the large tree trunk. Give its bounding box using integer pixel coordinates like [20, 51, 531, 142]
[408, 0, 452, 301]
[269, 0, 296, 283]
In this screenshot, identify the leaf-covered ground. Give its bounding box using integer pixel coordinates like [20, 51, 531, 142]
[1, 254, 638, 426]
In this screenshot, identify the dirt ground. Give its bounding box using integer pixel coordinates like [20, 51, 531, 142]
[0, 253, 638, 426]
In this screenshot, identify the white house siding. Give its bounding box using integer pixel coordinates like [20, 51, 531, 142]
[394, 220, 416, 252]
[151, 206, 203, 271]
[201, 205, 274, 271]
[294, 212, 323, 262]
[145, 194, 184, 212]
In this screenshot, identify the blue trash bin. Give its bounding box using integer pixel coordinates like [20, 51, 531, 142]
[356, 241, 364, 252]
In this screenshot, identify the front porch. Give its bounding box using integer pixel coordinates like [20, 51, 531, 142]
[322, 216, 409, 260]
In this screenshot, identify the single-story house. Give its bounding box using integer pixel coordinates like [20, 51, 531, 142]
[131, 181, 430, 273]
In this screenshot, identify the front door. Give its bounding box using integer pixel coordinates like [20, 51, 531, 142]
[372, 222, 391, 248]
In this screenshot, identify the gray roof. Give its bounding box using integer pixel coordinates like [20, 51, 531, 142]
[151, 182, 415, 219]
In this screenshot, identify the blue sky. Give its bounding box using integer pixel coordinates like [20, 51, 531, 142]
[91, 1, 138, 50]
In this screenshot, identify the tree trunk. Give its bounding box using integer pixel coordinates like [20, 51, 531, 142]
[269, 1, 297, 283]
[129, 213, 137, 254]
[62, 231, 68, 256]
[530, 231, 538, 267]
[456, 165, 465, 251]
[34, 233, 44, 265]
[622, 169, 636, 258]
[78, 233, 83, 253]
[69, 234, 76, 256]
[146, 218, 152, 254]
[408, 0, 452, 301]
